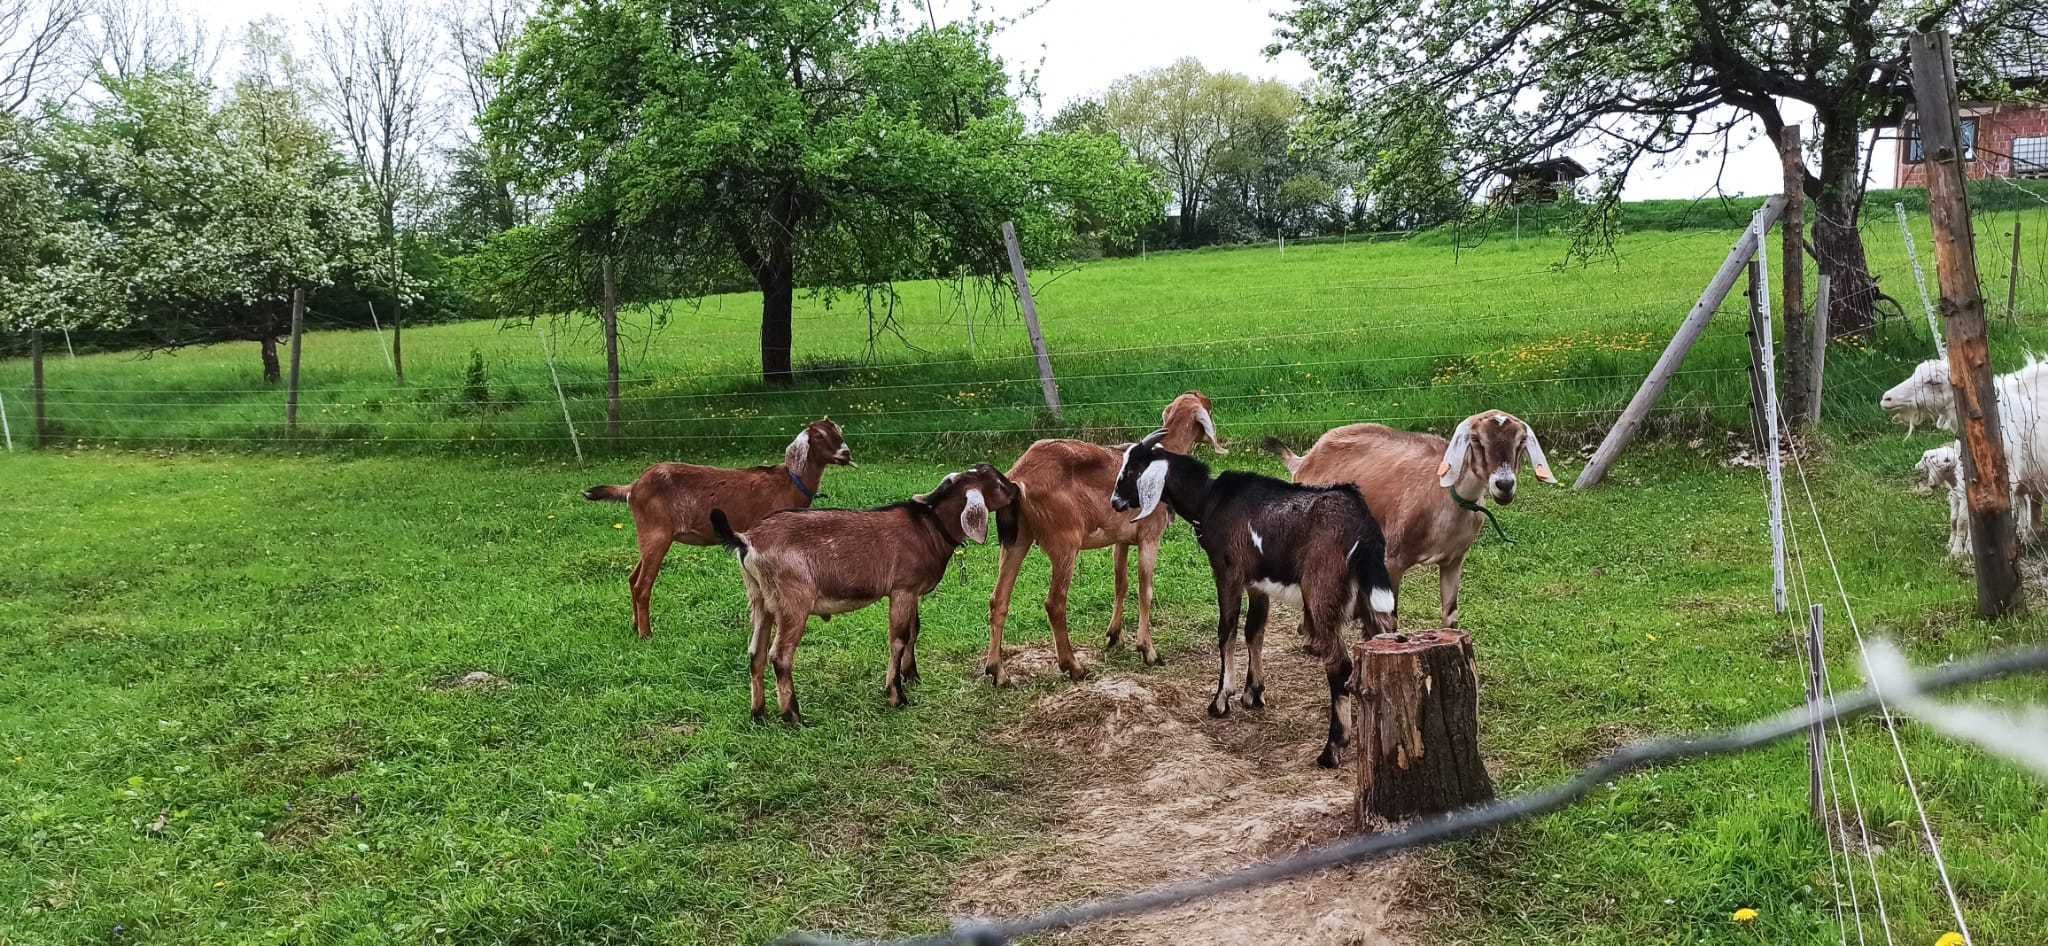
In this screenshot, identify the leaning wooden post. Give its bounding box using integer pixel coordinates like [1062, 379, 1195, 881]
[1754, 214, 1788, 616]
[0, 390, 11, 451]
[366, 300, 397, 376]
[1575, 197, 1786, 488]
[1353, 630, 1494, 825]
[2008, 217, 2024, 324]
[1911, 33, 2022, 617]
[536, 320, 583, 462]
[1809, 274, 1832, 426]
[1896, 202, 1946, 357]
[285, 287, 306, 433]
[1000, 221, 1064, 422]
[1781, 125, 1810, 426]
[30, 331, 45, 447]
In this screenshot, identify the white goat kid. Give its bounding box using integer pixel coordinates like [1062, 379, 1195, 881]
[1881, 356, 2048, 547]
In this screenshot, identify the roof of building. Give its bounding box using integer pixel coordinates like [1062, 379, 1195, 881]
[1501, 157, 1589, 181]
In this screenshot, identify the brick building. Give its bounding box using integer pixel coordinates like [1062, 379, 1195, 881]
[1889, 33, 2048, 187]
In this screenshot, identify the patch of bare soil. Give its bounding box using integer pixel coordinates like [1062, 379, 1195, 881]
[951, 638, 1412, 946]
[434, 670, 512, 691]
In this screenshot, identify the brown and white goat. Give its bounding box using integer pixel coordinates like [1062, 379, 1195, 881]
[712, 464, 1021, 724]
[1274, 410, 1556, 629]
[584, 419, 853, 639]
[1112, 429, 1396, 768]
[984, 392, 1226, 683]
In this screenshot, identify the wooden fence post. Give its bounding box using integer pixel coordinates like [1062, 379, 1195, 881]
[1809, 275, 1832, 426]
[2009, 217, 2024, 324]
[1000, 221, 1064, 423]
[1911, 32, 2022, 617]
[1805, 603, 1827, 826]
[601, 257, 622, 439]
[285, 287, 306, 433]
[0, 391, 10, 451]
[1896, 202, 1947, 356]
[30, 331, 45, 447]
[1782, 125, 1810, 426]
[1575, 197, 1787, 488]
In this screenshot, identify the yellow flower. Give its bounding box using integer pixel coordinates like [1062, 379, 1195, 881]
[614, 523, 625, 530]
[1732, 908, 1759, 924]
[1936, 934, 1966, 946]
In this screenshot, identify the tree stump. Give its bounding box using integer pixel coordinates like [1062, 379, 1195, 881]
[1354, 630, 1493, 825]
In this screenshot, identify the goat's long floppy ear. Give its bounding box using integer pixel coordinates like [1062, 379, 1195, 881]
[1438, 417, 1476, 487]
[1520, 420, 1559, 484]
[1133, 460, 1168, 521]
[785, 429, 810, 470]
[1194, 404, 1227, 455]
[960, 488, 990, 544]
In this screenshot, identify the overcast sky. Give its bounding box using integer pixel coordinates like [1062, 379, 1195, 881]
[195, 0, 1894, 199]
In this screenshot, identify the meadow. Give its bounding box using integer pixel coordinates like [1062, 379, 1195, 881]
[4, 205, 2048, 946]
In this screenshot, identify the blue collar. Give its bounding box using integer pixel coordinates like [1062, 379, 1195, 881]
[788, 468, 817, 501]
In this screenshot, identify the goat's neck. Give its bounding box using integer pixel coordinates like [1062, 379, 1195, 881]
[786, 455, 829, 495]
[906, 501, 968, 570]
[1157, 453, 1215, 523]
[1449, 466, 1491, 507]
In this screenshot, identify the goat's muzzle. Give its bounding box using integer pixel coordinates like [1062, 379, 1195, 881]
[833, 448, 856, 467]
[1110, 494, 1133, 513]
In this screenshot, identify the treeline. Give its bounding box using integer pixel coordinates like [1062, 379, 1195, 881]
[1058, 58, 1463, 250]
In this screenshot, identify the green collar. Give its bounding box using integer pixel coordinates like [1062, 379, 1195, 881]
[1447, 483, 1514, 544]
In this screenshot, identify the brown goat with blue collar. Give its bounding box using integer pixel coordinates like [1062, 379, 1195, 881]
[1111, 429, 1396, 768]
[584, 419, 853, 639]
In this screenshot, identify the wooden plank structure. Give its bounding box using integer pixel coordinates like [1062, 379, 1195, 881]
[1574, 197, 1787, 488]
[1353, 630, 1493, 824]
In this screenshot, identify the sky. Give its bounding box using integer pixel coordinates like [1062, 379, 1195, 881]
[192, 0, 1895, 200]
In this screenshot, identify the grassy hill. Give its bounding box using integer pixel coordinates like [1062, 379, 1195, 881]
[3, 209, 2048, 946]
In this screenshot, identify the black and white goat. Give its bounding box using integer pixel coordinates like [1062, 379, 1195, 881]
[1110, 429, 1396, 768]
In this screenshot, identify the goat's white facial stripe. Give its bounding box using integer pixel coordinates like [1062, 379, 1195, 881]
[1134, 460, 1167, 520]
[1369, 586, 1395, 614]
[1249, 527, 1263, 553]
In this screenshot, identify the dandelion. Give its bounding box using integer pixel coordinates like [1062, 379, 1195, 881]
[1936, 934, 1965, 946]
[1732, 907, 1759, 924]
[614, 523, 625, 530]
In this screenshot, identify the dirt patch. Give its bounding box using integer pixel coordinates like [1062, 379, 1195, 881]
[950, 639, 1412, 945]
[435, 670, 513, 691]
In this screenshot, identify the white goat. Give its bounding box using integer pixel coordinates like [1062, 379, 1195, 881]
[1915, 443, 1970, 559]
[1881, 357, 2048, 548]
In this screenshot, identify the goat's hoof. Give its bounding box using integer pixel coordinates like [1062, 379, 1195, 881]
[1062, 664, 1090, 682]
[781, 710, 805, 727]
[1207, 698, 1232, 719]
[902, 667, 922, 686]
[1243, 688, 1265, 709]
[750, 707, 768, 724]
[887, 689, 909, 708]
[1142, 648, 1164, 667]
[1104, 631, 1122, 649]
[982, 662, 1010, 687]
[1315, 746, 1340, 769]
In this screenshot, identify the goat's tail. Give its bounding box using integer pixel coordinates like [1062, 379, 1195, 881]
[1349, 534, 1396, 621]
[1259, 437, 1306, 476]
[710, 509, 748, 562]
[583, 484, 631, 503]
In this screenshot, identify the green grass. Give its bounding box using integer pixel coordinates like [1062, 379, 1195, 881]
[4, 210, 2048, 946]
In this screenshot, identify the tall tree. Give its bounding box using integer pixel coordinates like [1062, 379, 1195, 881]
[1, 0, 86, 115]
[37, 70, 380, 380]
[434, 0, 528, 247]
[86, 0, 220, 82]
[311, 0, 437, 384]
[486, 0, 1157, 383]
[1275, 0, 2046, 336]
[1102, 59, 1249, 246]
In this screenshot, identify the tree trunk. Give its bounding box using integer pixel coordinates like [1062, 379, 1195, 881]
[31, 332, 46, 447]
[1178, 194, 1202, 246]
[1353, 630, 1494, 823]
[391, 303, 405, 386]
[601, 257, 622, 437]
[1780, 126, 1810, 427]
[1812, 116, 1877, 340]
[261, 335, 282, 384]
[758, 257, 795, 384]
